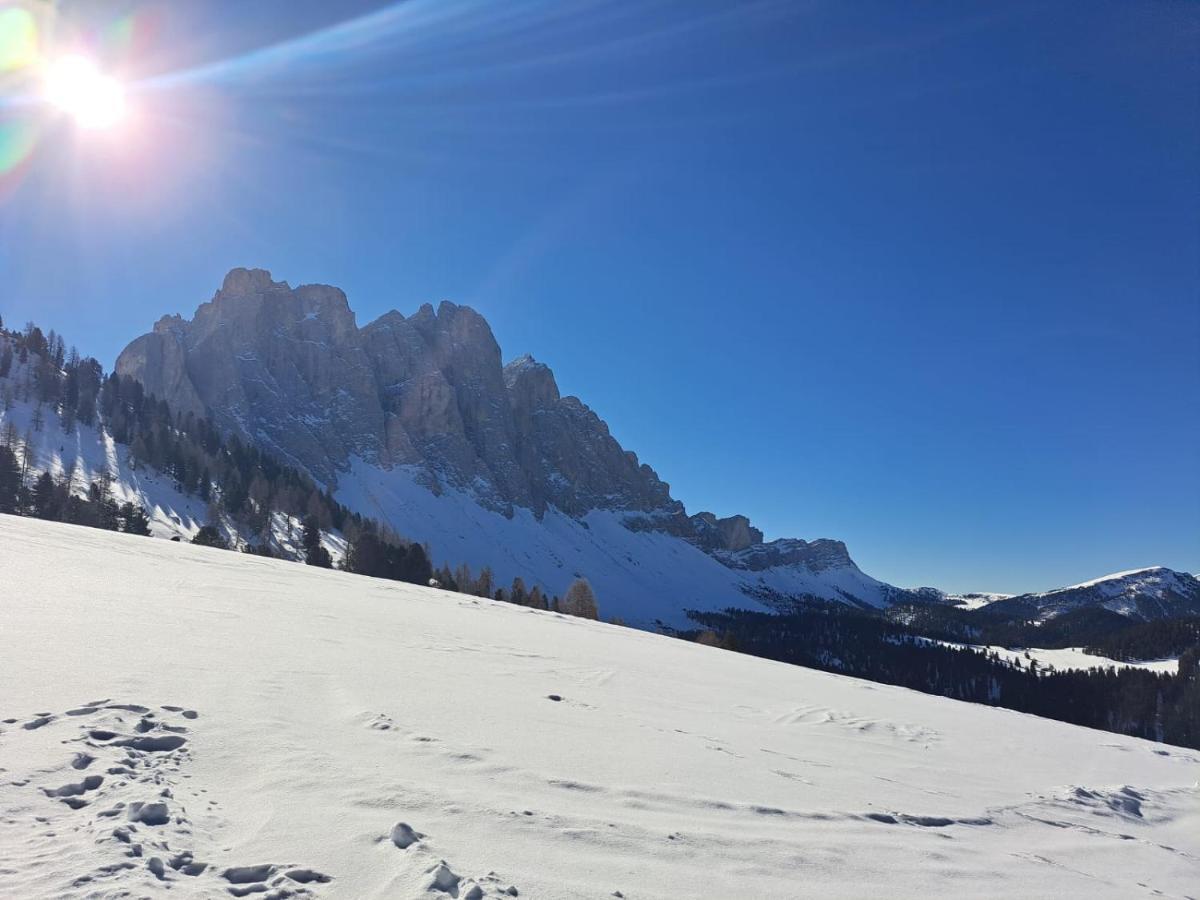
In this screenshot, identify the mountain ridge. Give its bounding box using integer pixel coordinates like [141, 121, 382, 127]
[0, 314, 1193, 626]
[114, 267, 905, 621]
[980, 567, 1200, 623]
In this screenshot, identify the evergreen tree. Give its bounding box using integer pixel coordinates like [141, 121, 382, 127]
[345, 531, 389, 578]
[401, 542, 432, 586]
[0, 445, 20, 512]
[302, 515, 333, 568]
[119, 502, 152, 536]
[32, 471, 57, 519]
[192, 525, 229, 550]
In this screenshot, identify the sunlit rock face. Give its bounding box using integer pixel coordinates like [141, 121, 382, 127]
[116, 268, 892, 609]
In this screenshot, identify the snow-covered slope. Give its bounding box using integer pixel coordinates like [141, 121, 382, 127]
[984, 567, 1200, 622]
[336, 457, 899, 625]
[0, 373, 209, 542]
[0, 390, 346, 563]
[2, 515, 1197, 899]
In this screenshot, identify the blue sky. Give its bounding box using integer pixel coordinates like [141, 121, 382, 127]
[2, 0, 1197, 592]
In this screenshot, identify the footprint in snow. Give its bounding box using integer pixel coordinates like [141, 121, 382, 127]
[386, 822, 519, 897]
[6, 701, 334, 897]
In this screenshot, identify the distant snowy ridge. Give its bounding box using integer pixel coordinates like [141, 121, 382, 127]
[981, 567, 1200, 623]
[943, 591, 1014, 610]
[898, 567, 1200, 623]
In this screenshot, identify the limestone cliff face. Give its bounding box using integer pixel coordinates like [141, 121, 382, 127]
[115, 268, 863, 583]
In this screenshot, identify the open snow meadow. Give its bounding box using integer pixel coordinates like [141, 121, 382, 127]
[1, 515, 1198, 899]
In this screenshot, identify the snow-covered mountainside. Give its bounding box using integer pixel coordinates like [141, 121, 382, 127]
[2, 515, 1197, 899]
[983, 567, 1200, 623]
[334, 457, 902, 625]
[0, 351, 205, 540]
[0, 340, 347, 562]
[113, 268, 915, 623]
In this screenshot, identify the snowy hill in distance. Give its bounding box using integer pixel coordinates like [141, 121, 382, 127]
[1, 515, 1198, 899]
[982, 567, 1200, 623]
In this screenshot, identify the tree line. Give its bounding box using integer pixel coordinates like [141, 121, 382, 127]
[1083, 617, 1200, 662]
[883, 599, 1182, 654]
[678, 603, 1200, 750]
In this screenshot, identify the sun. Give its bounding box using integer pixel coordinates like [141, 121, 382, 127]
[43, 54, 126, 129]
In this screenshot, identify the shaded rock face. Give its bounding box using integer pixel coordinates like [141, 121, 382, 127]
[690, 513, 764, 553]
[719, 538, 855, 573]
[117, 269, 384, 483]
[115, 268, 875, 592]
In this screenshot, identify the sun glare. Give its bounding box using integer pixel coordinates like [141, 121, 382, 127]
[44, 54, 126, 129]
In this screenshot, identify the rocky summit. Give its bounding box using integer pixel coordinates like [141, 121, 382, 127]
[115, 268, 906, 621]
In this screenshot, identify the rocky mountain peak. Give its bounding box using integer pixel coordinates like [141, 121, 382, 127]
[504, 355, 560, 412]
[115, 268, 873, 605]
[152, 313, 188, 337]
[219, 266, 284, 296]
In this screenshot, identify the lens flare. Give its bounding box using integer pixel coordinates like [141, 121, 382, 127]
[0, 118, 38, 196]
[0, 6, 38, 73]
[43, 54, 126, 128]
